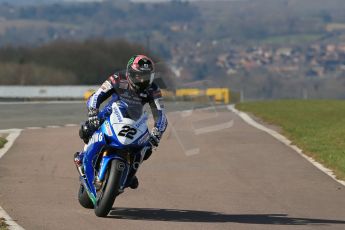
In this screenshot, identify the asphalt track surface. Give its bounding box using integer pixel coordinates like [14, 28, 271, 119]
[0, 101, 202, 130]
[0, 102, 345, 230]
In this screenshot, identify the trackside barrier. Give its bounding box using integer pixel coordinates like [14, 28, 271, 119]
[0, 86, 98, 100]
[0, 86, 231, 104]
[161, 90, 175, 97]
[84, 89, 96, 100]
[175, 88, 201, 97]
[84, 88, 231, 104]
[206, 88, 230, 104]
[174, 88, 231, 104]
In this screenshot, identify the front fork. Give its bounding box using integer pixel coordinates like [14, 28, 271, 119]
[97, 154, 130, 192]
[97, 146, 151, 191]
[77, 145, 152, 199]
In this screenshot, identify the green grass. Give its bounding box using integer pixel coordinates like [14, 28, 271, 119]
[0, 218, 8, 230]
[236, 100, 345, 180]
[0, 137, 6, 149]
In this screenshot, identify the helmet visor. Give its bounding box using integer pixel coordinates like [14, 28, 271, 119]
[131, 72, 155, 85]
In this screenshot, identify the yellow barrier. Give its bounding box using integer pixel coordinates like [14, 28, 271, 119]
[175, 88, 230, 104]
[83, 87, 230, 104]
[175, 88, 201, 97]
[84, 89, 95, 100]
[161, 89, 175, 97]
[206, 88, 230, 104]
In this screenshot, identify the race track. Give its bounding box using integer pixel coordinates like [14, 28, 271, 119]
[0, 103, 345, 230]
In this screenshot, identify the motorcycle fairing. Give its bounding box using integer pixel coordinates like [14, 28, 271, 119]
[81, 101, 151, 199]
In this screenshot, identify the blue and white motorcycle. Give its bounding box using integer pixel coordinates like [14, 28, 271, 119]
[75, 101, 152, 217]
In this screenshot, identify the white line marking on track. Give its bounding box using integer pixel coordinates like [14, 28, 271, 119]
[0, 206, 24, 230]
[228, 104, 345, 187]
[65, 124, 79, 127]
[194, 120, 234, 135]
[0, 129, 22, 159]
[0, 129, 25, 230]
[46, 125, 61, 129]
[26, 127, 42, 130]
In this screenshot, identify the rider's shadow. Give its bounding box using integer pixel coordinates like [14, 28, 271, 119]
[108, 207, 345, 225]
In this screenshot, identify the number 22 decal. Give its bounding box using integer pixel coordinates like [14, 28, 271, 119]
[118, 125, 137, 139]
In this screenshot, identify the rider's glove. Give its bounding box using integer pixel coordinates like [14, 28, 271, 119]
[88, 108, 99, 128]
[149, 127, 161, 147]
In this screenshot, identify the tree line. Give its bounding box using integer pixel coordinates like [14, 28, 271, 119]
[0, 39, 175, 88]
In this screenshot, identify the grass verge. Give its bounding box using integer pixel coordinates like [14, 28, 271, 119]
[0, 217, 8, 230]
[0, 137, 7, 149]
[236, 100, 345, 180]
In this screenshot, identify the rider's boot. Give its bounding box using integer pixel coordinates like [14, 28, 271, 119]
[143, 147, 153, 161]
[129, 176, 139, 189]
[74, 152, 85, 176]
[125, 166, 139, 189]
[124, 148, 150, 189]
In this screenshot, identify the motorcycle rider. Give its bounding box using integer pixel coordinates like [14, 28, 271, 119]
[74, 54, 168, 189]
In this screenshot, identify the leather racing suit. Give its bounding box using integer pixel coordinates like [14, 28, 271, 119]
[87, 73, 168, 134]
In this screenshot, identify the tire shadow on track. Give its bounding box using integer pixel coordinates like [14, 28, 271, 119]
[108, 208, 345, 226]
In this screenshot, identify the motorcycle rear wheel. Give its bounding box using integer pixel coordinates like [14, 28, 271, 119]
[94, 159, 124, 217]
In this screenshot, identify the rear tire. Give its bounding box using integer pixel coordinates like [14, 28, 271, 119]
[94, 159, 124, 217]
[78, 184, 94, 209]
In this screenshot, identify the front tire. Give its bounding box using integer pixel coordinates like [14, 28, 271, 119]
[78, 184, 94, 209]
[94, 159, 124, 217]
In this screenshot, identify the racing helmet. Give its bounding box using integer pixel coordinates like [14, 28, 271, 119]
[126, 55, 155, 91]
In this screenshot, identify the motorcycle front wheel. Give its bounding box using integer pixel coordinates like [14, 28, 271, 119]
[78, 184, 94, 209]
[94, 159, 124, 217]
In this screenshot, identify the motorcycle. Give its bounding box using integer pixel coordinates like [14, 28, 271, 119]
[75, 101, 152, 217]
